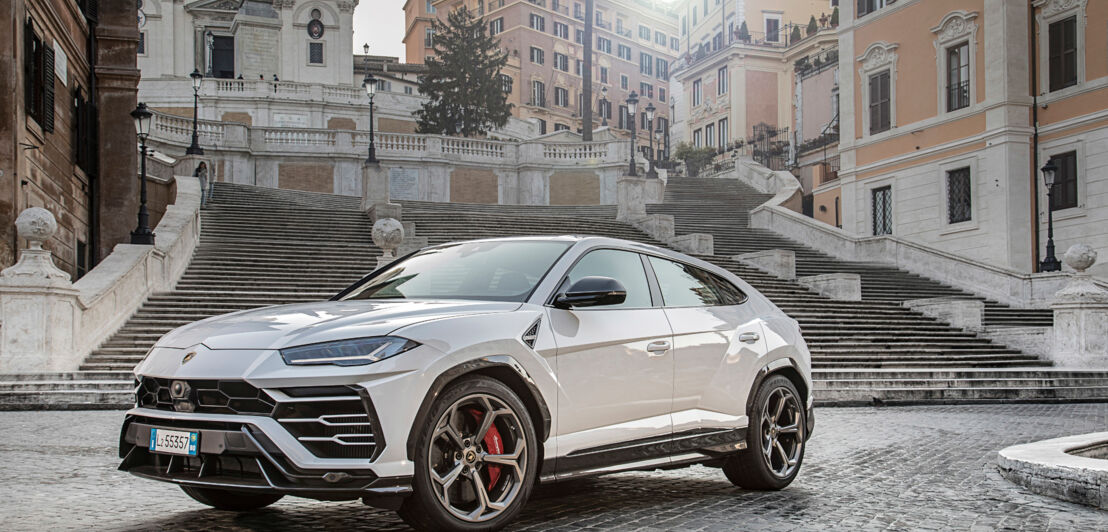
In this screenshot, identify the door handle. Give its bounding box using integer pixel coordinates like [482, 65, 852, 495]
[738, 332, 760, 343]
[646, 340, 671, 355]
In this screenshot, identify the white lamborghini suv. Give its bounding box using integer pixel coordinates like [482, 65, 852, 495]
[119, 236, 813, 531]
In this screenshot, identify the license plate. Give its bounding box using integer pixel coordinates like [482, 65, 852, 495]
[149, 428, 199, 456]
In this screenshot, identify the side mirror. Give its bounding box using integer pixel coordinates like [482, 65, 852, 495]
[554, 276, 627, 309]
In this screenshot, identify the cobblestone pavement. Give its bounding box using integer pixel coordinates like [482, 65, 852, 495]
[2, 404, 1107, 531]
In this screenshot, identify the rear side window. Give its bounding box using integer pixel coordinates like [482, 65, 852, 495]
[562, 249, 652, 308]
[648, 257, 747, 307]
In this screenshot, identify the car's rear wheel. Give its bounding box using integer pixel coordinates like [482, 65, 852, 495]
[180, 486, 283, 511]
[722, 375, 806, 490]
[399, 376, 538, 531]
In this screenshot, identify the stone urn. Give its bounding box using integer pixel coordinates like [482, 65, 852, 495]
[0, 207, 71, 286]
[372, 217, 405, 263]
[1051, 243, 1108, 368]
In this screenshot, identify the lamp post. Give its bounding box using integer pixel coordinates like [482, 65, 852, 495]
[130, 103, 155, 245]
[204, 30, 214, 76]
[1039, 159, 1061, 272]
[655, 127, 664, 162]
[626, 91, 638, 177]
[600, 86, 608, 127]
[645, 102, 657, 178]
[365, 57, 383, 162]
[186, 69, 204, 155]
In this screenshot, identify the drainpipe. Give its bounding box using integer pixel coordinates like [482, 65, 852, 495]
[1030, 3, 1041, 272]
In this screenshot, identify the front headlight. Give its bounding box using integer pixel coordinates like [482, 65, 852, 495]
[279, 336, 420, 367]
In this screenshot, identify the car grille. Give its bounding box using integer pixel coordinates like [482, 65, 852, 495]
[274, 396, 378, 459]
[137, 378, 277, 416]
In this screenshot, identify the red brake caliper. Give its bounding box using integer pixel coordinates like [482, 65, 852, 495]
[467, 408, 503, 490]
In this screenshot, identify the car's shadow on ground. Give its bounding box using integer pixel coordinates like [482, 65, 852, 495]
[111, 474, 783, 531]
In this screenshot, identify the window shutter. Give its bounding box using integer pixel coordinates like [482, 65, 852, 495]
[24, 19, 34, 114]
[42, 44, 55, 132]
[84, 0, 98, 22]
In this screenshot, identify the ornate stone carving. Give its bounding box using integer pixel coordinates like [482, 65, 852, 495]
[932, 11, 978, 43]
[1064, 243, 1097, 273]
[1054, 244, 1107, 304]
[337, 0, 357, 13]
[857, 42, 898, 73]
[0, 208, 72, 287]
[1034, 0, 1086, 18]
[272, 0, 296, 9]
[372, 217, 405, 260]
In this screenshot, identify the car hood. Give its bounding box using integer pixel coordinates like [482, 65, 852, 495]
[156, 299, 522, 350]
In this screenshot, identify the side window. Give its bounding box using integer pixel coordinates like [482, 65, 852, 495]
[648, 257, 746, 307]
[563, 250, 652, 308]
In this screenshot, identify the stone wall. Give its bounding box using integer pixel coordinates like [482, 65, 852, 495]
[549, 171, 602, 205]
[449, 168, 498, 204]
[222, 111, 253, 126]
[278, 162, 334, 193]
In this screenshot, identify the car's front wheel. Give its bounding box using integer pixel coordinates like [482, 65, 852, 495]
[180, 486, 283, 511]
[399, 375, 538, 531]
[722, 374, 806, 490]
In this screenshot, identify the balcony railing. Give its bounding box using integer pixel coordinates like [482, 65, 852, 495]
[543, 142, 608, 160]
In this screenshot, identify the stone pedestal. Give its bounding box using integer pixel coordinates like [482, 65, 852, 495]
[616, 177, 649, 221]
[0, 208, 81, 372]
[1050, 245, 1108, 368]
[903, 297, 984, 331]
[627, 214, 675, 242]
[735, 250, 796, 280]
[668, 233, 714, 255]
[361, 162, 402, 221]
[798, 273, 862, 301]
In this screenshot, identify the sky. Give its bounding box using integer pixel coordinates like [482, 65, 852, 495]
[354, 1, 408, 61]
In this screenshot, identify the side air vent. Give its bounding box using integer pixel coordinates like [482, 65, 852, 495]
[522, 319, 540, 348]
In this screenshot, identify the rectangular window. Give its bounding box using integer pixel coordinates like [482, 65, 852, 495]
[655, 31, 666, 46]
[641, 111, 649, 130]
[671, 36, 680, 51]
[620, 74, 628, 89]
[765, 17, 780, 42]
[1048, 16, 1078, 92]
[681, 16, 687, 36]
[718, 118, 728, 149]
[530, 13, 545, 32]
[1049, 151, 1079, 210]
[425, 28, 434, 47]
[705, 123, 715, 150]
[857, 0, 890, 18]
[554, 21, 569, 39]
[693, 128, 702, 147]
[574, 2, 582, 19]
[404, 85, 414, 95]
[308, 42, 324, 64]
[618, 104, 628, 129]
[872, 186, 893, 236]
[659, 87, 665, 102]
[23, 19, 54, 132]
[640, 82, 652, 99]
[500, 74, 513, 93]
[490, 18, 503, 35]
[137, 32, 146, 55]
[693, 7, 697, 26]
[656, 59, 668, 81]
[639, 25, 651, 40]
[599, 66, 608, 83]
[946, 167, 972, 223]
[717, 66, 727, 94]
[554, 52, 568, 71]
[538, 118, 547, 134]
[575, 29, 584, 44]
[597, 37, 612, 54]
[618, 44, 632, 61]
[703, 0, 708, 15]
[946, 42, 969, 111]
[530, 46, 545, 65]
[531, 80, 546, 107]
[692, 79, 702, 106]
[575, 59, 583, 75]
[554, 123, 570, 131]
[640, 52, 653, 75]
[426, 0, 436, 13]
[869, 70, 891, 134]
[555, 86, 569, 106]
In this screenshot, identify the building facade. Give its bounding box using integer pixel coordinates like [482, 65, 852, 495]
[826, 0, 1107, 280]
[403, 0, 439, 63]
[2, 0, 141, 276]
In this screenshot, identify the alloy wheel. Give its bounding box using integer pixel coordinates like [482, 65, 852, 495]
[427, 393, 528, 523]
[759, 387, 804, 479]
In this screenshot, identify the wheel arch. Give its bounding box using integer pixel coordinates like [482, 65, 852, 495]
[404, 355, 552, 462]
[745, 358, 810, 418]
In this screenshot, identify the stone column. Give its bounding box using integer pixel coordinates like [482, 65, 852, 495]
[0, 209, 80, 372]
[361, 162, 401, 221]
[1050, 245, 1108, 368]
[616, 177, 648, 221]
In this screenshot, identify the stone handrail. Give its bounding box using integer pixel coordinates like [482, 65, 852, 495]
[153, 113, 225, 145]
[441, 137, 507, 158]
[263, 128, 337, 146]
[0, 177, 202, 372]
[715, 158, 1103, 308]
[542, 142, 609, 160]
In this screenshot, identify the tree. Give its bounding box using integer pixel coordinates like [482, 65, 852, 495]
[673, 142, 717, 177]
[737, 21, 750, 42]
[416, 7, 512, 137]
[807, 15, 818, 36]
[830, 7, 839, 27]
[790, 24, 802, 43]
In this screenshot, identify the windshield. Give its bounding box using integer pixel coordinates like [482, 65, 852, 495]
[339, 240, 573, 302]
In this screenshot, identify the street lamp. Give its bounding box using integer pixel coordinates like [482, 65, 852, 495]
[363, 66, 379, 164]
[600, 86, 608, 127]
[655, 127, 664, 162]
[626, 91, 638, 177]
[186, 69, 204, 155]
[645, 101, 657, 178]
[130, 102, 155, 245]
[204, 30, 214, 76]
[1039, 159, 1061, 272]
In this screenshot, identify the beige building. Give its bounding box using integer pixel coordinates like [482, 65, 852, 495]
[403, 0, 439, 64]
[824, 0, 1108, 280]
[416, 0, 678, 155]
[670, 0, 835, 156]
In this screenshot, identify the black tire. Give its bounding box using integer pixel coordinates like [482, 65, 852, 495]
[399, 375, 539, 531]
[180, 486, 283, 511]
[722, 375, 806, 490]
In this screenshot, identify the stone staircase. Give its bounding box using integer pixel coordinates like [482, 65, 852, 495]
[4, 178, 1106, 408]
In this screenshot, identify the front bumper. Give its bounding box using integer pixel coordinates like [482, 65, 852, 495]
[118, 413, 411, 501]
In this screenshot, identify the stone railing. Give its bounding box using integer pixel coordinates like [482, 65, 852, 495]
[263, 128, 337, 147]
[362, 132, 427, 152]
[712, 157, 1102, 309]
[441, 137, 507, 159]
[153, 113, 225, 145]
[543, 142, 609, 160]
[0, 177, 202, 372]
